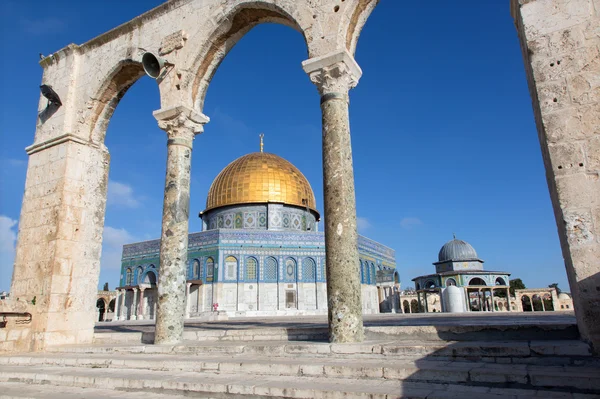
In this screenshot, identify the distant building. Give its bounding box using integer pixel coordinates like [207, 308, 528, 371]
[411, 237, 511, 313]
[401, 238, 574, 314]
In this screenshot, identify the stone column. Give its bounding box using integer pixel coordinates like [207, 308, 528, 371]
[551, 289, 559, 311]
[153, 106, 208, 345]
[185, 282, 192, 319]
[511, 0, 600, 353]
[490, 289, 495, 312]
[131, 288, 138, 320]
[303, 50, 364, 343]
[118, 290, 126, 320]
[138, 287, 146, 320]
[114, 290, 121, 321]
[507, 288, 511, 312]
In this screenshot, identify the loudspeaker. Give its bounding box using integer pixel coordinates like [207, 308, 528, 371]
[142, 52, 166, 79]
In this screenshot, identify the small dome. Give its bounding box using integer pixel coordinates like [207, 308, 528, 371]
[204, 152, 318, 215]
[438, 238, 478, 262]
[558, 292, 570, 300]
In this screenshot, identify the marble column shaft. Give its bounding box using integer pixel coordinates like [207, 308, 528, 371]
[153, 107, 207, 345]
[132, 288, 138, 320]
[303, 51, 364, 343]
[114, 290, 121, 321]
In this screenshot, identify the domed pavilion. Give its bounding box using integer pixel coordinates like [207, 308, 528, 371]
[114, 140, 398, 321]
[412, 237, 511, 313]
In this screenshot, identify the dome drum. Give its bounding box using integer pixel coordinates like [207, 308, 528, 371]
[201, 202, 318, 232]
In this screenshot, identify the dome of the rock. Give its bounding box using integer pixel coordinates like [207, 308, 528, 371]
[204, 152, 318, 215]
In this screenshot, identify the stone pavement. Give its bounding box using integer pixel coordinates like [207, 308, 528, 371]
[95, 312, 580, 343]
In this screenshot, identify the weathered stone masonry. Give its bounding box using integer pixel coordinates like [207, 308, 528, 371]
[511, 0, 600, 353]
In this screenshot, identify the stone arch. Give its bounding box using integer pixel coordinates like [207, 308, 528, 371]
[190, 2, 308, 111]
[424, 280, 436, 289]
[142, 270, 157, 286]
[469, 277, 486, 286]
[521, 295, 533, 312]
[96, 298, 107, 322]
[88, 59, 147, 145]
[344, 0, 379, 55]
[495, 277, 506, 286]
[446, 278, 457, 287]
[410, 299, 419, 313]
[402, 300, 410, 314]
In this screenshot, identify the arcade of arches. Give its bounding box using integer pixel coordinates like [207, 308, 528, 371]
[2, 0, 599, 354]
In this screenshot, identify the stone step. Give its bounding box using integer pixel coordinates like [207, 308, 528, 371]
[2, 351, 600, 392]
[93, 322, 580, 344]
[52, 339, 595, 365]
[0, 381, 192, 399]
[1, 364, 599, 399]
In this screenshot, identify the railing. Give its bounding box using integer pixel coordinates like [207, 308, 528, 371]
[0, 312, 32, 328]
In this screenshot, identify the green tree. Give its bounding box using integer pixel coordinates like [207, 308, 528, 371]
[548, 283, 561, 294]
[103, 282, 109, 291]
[509, 278, 526, 296]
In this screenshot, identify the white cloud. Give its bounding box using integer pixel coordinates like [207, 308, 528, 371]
[0, 215, 18, 291]
[107, 180, 140, 208]
[400, 217, 423, 230]
[100, 226, 137, 271]
[357, 217, 371, 232]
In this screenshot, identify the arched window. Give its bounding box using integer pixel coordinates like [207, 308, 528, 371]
[246, 257, 258, 280]
[371, 263, 376, 285]
[303, 258, 316, 281]
[225, 256, 237, 280]
[192, 259, 200, 279]
[125, 268, 132, 285]
[265, 257, 277, 281]
[360, 260, 365, 284]
[206, 257, 215, 282]
[495, 277, 506, 286]
[285, 258, 296, 281]
[446, 278, 457, 287]
[136, 267, 143, 284]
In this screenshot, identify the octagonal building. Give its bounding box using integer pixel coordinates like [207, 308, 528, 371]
[115, 146, 399, 320]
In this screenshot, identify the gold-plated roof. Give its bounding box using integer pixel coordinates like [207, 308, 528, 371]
[204, 152, 318, 214]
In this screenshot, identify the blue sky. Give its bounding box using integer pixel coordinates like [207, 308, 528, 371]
[0, 1, 569, 293]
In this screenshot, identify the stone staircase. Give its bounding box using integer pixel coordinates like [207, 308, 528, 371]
[1, 339, 599, 398]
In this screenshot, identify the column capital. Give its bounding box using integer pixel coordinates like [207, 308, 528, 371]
[153, 105, 210, 148]
[302, 49, 362, 97]
[132, 287, 138, 292]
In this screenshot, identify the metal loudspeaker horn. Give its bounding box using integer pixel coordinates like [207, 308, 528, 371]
[142, 52, 168, 79]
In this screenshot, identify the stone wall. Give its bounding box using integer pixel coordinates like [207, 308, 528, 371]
[511, 0, 600, 352]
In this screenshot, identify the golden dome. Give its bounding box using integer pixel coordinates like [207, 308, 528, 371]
[204, 152, 318, 215]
